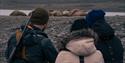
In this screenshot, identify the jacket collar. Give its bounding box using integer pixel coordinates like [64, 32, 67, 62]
[20, 24, 48, 38]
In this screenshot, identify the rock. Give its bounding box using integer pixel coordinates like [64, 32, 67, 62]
[62, 10, 71, 16]
[70, 9, 87, 16]
[49, 9, 54, 16]
[10, 10, 27, 16]
[28, 12, 32, 16]
[49, 10, 63, 16]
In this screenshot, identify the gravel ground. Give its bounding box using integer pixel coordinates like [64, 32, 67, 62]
[0, 16, 125, 63]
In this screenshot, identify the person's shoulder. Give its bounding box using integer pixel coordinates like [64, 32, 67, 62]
[57, 51, 72, 60]
[40, 38, 53, 46]
[30, 31, 48, 42]
[60, 50, 79, 57]
[84, 50, 104, 63]
[111, 36, 121, 41]
[58, 51, 73, 56]
[93, 50, 104, 60]
[96, 50, 103, 56]
[56, 51, 79, 63]
[35, 31, 48, 38]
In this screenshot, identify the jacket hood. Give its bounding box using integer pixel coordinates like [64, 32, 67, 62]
[66, 38, 97, 56]
[93, 19, 115, 41]
[85, 9, 115, 41]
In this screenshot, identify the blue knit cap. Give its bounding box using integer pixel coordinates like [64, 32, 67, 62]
[85, 9, 105, 27]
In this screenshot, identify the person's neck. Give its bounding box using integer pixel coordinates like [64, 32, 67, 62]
[33, 24, 44, 31]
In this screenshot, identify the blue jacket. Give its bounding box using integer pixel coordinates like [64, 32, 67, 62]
[93, 19, 124, 63]
[5, 25, 58, 63]
[85, 9, 124, 63]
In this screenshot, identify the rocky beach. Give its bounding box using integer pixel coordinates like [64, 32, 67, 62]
[0, 0, 125, 63]
[0, 16, 125, 63]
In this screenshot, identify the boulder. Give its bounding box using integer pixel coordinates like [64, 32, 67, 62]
[10, 10, 27, 16]
[50, 10, 63, 16]
[62, 10, 71, 16]
[28, 12, 32, 16]
[71, 9, 87, 16]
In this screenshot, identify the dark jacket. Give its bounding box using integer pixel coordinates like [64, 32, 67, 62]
[93, 19, 124, 63]
[5, 25, 58, 63]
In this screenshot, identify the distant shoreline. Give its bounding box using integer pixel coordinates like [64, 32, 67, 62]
[1, 0, 125, 12]
[0, 9, 125, 16]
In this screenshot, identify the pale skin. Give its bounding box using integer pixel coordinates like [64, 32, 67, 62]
[66, 38, 97, 56]
[56, 38, 104, 63]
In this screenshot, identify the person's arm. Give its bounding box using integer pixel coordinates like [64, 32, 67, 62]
[5, 35, 16, 59]
[41, 38, 58, 63]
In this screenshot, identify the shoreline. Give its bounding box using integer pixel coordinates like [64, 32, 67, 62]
[0, 9, 125, 16]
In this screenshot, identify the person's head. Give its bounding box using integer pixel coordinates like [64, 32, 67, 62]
[30, 8, 49, 29]
[61, 28, 98, 56]
[70, 28, 98, 43]
[70, 18, 88, 32]
[60, 28, 98, 49]
[85, 9, 105, 27]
